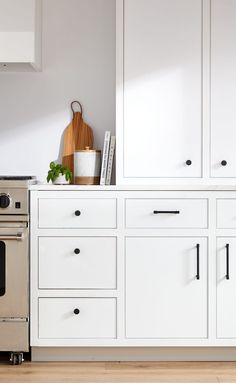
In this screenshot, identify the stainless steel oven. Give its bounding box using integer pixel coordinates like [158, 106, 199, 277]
[0, 176, 36, 365]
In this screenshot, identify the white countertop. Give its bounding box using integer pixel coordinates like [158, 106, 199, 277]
[30, 183, 236, 191]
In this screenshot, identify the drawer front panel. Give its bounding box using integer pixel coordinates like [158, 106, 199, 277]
[39, 237, 117, 289]
[126, 199, 208, 228]
[39, 298, 117, 339]
[38, 198, 117, 228]
[217, 199, 236, 228]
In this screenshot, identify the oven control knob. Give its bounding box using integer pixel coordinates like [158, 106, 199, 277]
[0, 194, 10, 208]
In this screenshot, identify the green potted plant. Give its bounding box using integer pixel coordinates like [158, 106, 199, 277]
[47, 162, 72, 185]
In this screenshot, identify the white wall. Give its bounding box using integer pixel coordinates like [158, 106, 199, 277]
[0, 0, 115, 181]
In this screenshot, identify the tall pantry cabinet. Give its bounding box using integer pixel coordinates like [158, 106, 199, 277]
[116, 0, 236, 184]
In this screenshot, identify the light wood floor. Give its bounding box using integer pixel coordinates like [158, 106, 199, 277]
[1, 362, 236, 383]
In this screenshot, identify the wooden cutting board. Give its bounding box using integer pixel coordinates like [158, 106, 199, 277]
[62, 101, 94, 174]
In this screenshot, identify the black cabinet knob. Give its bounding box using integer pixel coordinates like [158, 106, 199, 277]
[75, 210, 81, 216]
[74, 308, 80, 315]
[221, 160, 227, 166]
[186, 160, 192, 166]
[74, 248, 80, 255]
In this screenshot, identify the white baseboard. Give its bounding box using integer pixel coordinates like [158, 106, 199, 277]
[31, 347, 236, 362]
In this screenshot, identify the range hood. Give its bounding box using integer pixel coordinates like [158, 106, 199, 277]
[0, 0, 42, 72]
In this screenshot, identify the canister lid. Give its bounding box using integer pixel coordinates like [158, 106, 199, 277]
[75, 146, 101, 153]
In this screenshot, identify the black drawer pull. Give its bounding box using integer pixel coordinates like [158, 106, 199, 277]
[75, 210, 81, 216]
[226, 243, 230, 280]
[196, 244, 200, 280]
[153, 210, 180, 214]
[74, 308, 80, 315]
[221, 160, 227, 166]
[74, 248, 80, 255]
[186, 160, 192, 166]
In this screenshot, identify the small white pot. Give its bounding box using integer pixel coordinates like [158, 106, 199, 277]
[52, 174, 70, 185]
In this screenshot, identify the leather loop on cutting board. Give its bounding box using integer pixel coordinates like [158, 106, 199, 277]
[71, 100, 83, 116]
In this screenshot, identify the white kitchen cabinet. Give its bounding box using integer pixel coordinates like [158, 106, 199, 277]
[30, 188, 236, 358]
[30, 190, 120, 348]
[117, 0, 236, 184]
[0, 0, 41, 71]
[117, 0, 202, 183]
[211, 0, 236, 177]
[217, 238, 236, 338]
[126, 237, 208, 339]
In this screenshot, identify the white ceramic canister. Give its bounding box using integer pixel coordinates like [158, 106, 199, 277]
[74, 147, 101, 185]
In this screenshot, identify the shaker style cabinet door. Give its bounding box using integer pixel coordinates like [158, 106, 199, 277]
[211, 0, 236, 177]
[0, 0, 41, 70]
[125, 237, 208, 338]
[217, 238, 236, 338]
[119, 0, 202, 180]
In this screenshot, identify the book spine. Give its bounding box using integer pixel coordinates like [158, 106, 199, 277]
[105, 136, 116, 185]
[100, 131, 111, 185]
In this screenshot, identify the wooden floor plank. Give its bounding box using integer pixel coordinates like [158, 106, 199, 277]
[0, 361, 236, 383]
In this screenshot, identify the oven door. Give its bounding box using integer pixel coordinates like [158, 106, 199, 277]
[0, 223, 28, 318]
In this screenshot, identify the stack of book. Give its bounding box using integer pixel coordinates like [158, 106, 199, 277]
[100, 131, 116, 185]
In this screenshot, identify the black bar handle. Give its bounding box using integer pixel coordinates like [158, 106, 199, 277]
[226, 243, 230, 280]
[196, 244, 200, 280]
[153, 210, 180, 214]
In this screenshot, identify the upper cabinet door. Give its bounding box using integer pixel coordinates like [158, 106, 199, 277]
[0, 0, 41, 71]
[117, 0, 203, 183]
[211, 0, 236, 177]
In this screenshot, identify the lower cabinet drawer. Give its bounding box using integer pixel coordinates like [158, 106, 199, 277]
[217, 199, 236, 228]
[38, 198, 117, 228]
[38, 237, 117, 289]
[126, 198, 208, 228]
[38, 298, 117, 339]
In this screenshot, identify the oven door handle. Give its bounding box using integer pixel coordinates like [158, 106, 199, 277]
[0, 233, 23, 241]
